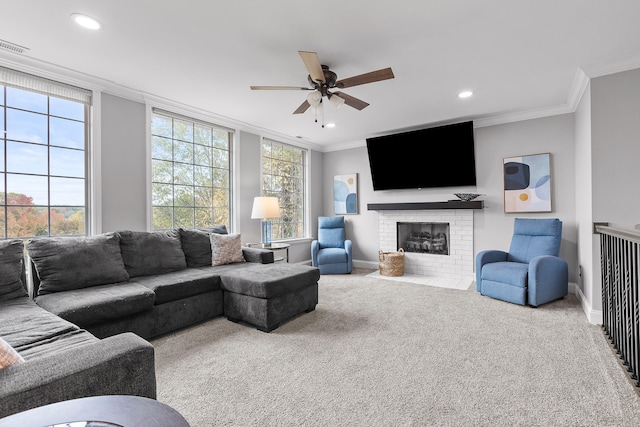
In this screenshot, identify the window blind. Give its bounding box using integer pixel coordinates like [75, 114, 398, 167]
[0, 66, 92, 105]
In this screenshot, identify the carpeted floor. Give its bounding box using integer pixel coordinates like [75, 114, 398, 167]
[153, 268, 640, 426]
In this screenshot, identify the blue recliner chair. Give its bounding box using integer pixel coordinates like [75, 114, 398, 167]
[311, 216, 353, 274]
[476, 218, 568, 306]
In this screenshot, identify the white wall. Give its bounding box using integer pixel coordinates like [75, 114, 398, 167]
[574, 83, 597, 315]
[323, 114, 578, 281]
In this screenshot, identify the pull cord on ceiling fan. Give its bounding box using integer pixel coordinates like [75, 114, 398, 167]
[250, 51, 394, 127]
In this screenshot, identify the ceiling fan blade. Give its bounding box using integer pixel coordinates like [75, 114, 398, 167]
[298, 51, 325, 83]
[293, 100, 311, 114]
[335, 67, 394, 88]
[250, 86, 311, 90]
[333, 92, 369, 110]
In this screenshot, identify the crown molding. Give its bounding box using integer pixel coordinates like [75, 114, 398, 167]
[581, 53, 640, 78]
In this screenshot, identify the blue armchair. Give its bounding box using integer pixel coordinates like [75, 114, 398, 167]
[475, 218, 568, 306]
[311, 216, 353, 274]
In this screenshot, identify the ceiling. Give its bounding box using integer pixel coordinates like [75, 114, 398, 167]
[2, 1, 640, 151]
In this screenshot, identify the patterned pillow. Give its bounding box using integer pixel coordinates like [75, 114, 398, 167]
[210, 233, 245, 266]
[0, 337, 24, 369]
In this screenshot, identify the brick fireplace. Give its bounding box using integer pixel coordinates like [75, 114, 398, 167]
[370, 201, 481, 283]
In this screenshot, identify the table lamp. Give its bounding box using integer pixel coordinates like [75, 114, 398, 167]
[251, 196, 281, 245]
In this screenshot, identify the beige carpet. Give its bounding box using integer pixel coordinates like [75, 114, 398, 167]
[153, 269, 640, 426]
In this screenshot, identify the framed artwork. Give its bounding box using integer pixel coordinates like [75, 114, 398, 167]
[334, 173, 358, 214]
[503, 153, 552, 213]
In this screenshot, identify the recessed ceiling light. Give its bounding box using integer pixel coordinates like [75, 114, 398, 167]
[458, 91, 473, 99]
[325, 123, 336, 128]
[71, 13, 102, 30]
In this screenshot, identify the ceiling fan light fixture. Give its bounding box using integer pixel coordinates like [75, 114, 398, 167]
[307, 90, 322, 107]
[328, 94, 345, 110]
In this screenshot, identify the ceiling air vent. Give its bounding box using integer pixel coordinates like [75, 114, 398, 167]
[0, 39, 30, 54]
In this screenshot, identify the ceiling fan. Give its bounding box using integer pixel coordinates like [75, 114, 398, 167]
[250, 51, 394, 124]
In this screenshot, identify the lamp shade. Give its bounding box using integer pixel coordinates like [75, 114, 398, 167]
[251, 197, 281, 219]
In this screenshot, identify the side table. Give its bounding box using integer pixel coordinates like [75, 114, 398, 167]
[246, 242, 290, 263]
[0, 395, 190, 427]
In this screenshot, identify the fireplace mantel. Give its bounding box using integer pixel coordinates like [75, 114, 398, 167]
[367, 200, 483, 211]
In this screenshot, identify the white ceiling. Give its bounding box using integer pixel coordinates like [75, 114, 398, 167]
[2, 1, 640, 151]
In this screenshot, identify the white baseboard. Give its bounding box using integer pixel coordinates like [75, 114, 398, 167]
[574, 284, 603, 325]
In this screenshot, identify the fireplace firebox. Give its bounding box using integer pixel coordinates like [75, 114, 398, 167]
[397, 222, 450, 255]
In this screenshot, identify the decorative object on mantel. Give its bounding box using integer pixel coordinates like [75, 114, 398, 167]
[334, 173, 358, 214]
[453, 193, 482, 202]
[503, 153, 552, 213]
[379, 248, 405, 277]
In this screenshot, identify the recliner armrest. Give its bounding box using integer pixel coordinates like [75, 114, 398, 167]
[528, 255, 568, 306]
[475, 249, 508, 291]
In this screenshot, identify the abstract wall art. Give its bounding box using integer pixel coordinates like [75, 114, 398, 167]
[334, 173, 358, 214]
[503, 153, 552, 213]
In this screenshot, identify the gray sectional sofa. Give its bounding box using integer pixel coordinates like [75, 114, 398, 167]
[0, 226, 320, 418]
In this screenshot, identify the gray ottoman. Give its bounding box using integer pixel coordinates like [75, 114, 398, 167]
[218, 263, 320, 332]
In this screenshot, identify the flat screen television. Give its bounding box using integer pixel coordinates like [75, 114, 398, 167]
[366, 121, 477, 191]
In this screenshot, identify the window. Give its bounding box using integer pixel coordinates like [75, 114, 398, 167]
[0, 67, 91, 238]
[261, 139, 305, 240]
[150, 109, 232, 230]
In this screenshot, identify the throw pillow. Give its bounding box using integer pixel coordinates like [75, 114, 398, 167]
[179, 225, 228, 267]
[27, 233, 130, 296]
[0, 337, 24, 369]
[118, 230, 187, 278]
[0, 239, 27, 301]
[210, 233, 245, 266]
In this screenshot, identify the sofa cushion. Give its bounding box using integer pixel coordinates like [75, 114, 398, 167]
[118, 230, 187, 278]
[179, 225, 228, 267]
[0, 337, 24, 368]
[218, 263, 320, 299]
[35, 283, 156, 327]
[27, 234, 130, 296]
[0, 239, 27, 301]
[210, 233, 245, 266]
[131, 268, 221, 305]
[0, 297, 81, 348]
[481, 261, 529, 288]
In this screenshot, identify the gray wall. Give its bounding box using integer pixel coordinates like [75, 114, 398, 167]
[586, 68, 640, 314]
[591, 68, 640, 229]
[99, 95, 322, 262]
[322, 114, 578, 282]
[101, 93, 147, 232]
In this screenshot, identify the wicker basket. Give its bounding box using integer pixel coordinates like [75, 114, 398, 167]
[378, 248, 405, 277]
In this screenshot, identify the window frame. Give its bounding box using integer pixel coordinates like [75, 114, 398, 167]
[0, 66, 93, 239]
[260, 138, 307, 241]
[148, 107, 234, 231]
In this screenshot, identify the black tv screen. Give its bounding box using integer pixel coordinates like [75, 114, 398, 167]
[366, 121, 477, 191]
